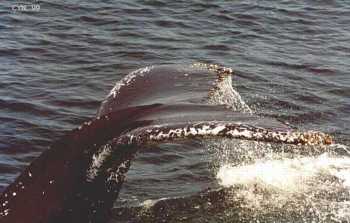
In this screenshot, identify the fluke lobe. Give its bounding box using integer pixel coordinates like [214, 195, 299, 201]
[0, 64, 332, 223]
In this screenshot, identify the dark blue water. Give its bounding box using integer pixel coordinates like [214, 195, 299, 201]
[1, 0, 350, 222]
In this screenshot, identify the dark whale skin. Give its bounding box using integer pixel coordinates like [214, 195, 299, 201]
[0, 64, 332, 223]
[0, 105, 159, 223]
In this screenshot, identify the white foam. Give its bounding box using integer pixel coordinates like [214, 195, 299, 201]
[217, 153, 350, 191]
[215, 152, 350, 222]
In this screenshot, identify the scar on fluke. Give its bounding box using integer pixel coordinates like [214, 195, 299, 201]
[0, 64, 333, 223]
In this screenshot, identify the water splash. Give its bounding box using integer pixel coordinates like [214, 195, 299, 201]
[217, 154, 350, 191]
[213, 140, 350, 223]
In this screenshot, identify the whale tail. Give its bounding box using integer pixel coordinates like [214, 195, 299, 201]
[0, 64, 333, 223]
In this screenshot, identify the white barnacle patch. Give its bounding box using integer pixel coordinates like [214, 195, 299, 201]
[155, 131, 168, 140]
[287, 132, 300, 143]
[107, 160, 130, 183]
[16, 182, 25, 190]
[2, 200, 8, 207]
[226, 126, 255, 140]
[0, 208, 10, 217]
[196, 125, 210, 135]
[107, 172, 118, 182]
[189, 127, 197, 136]
[127, 135, 135, 144]
[86, 144, 113, 181]
[120, 121, 332, 146]
[240, 129, 254, 139]
[209, 125, 226, 135]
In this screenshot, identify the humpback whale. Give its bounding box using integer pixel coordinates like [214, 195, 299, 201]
[0, 64, 332, 223]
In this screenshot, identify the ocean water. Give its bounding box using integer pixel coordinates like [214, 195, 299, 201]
[1, 0, 350, 222]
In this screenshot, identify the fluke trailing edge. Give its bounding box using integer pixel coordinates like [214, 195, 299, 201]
[0, 64, 333, 223]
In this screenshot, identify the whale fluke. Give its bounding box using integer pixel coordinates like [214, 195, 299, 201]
[118, 121, 332, 146]
[0, 64, 333, 223]
[0, 104, 161, 222]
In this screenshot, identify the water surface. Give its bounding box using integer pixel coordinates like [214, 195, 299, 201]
[1, 0, 349, 222]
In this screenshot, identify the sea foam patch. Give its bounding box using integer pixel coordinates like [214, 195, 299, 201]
[215, 150, 350, 222]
